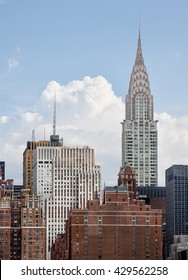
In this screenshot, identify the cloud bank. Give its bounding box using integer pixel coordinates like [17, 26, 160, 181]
[0, 75, 188, 186]
[156, 112, 188, 185]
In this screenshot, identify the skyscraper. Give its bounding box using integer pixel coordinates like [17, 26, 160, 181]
[32, 144, 62, 217]
[32, 142, 101, 259]
[166, 165, 188, 258]
[46, 145, 101, 259]
[23, 91, 101, 259]
[23, 131, 62, 191]
[0, 161, 5, 180]
[121, 31, 158, 186]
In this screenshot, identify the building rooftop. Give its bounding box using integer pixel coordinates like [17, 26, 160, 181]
[104, 185, 128, 192]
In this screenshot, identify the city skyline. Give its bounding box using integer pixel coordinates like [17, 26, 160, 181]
[1, 0, 188, 186]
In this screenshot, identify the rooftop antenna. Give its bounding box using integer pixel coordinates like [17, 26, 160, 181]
[32, 130, 35, 142]
[50, 90, 59, 145]
[53, 90, 56, 136]
[44, 127, 46, 141]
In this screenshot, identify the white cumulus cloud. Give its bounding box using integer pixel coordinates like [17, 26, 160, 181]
[1, 76, 188, 187]
[21, 111, 42, 123]
[40, 76, 124, 185]
[1, 76, 124, 185]
[157, 113, 188, 185]
[41, 76, 123, 134]
[0, 115, 9, 123]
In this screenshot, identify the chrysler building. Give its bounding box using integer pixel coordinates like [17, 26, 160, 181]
[121, 31, 158, 186]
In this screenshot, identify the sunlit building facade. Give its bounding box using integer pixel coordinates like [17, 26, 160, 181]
[46, 146, 101, 259]
[121, 32, 158, 186]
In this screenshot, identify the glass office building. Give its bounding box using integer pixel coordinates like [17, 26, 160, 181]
[166, 165, 188, 257]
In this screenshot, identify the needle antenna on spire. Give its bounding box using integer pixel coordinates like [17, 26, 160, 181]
[53, 91, 56, 136]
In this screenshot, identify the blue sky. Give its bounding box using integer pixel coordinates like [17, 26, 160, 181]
[1, 0, 188, 115]
[1, 0, 188, 186]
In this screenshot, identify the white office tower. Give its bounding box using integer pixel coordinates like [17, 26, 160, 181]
[32, 145, 62, 217]
[122, 31, 158, 186]
[46, 146, 101, 259]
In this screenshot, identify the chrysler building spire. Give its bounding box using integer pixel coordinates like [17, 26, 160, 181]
[127, 30, 153, 121]
[121, 30, 158, 187]
[135, 29, 144, 65]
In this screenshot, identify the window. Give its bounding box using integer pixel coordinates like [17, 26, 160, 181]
[98, 216, 103, 225]
[146, 217, 150, 225]
[131, 216, 136, 225]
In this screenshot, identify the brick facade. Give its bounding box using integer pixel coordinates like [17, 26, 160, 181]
[52, 165, 163, 260]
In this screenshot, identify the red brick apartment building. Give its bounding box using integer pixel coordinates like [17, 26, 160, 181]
[51, 165, 162, 260]
[0, 183, 46, 260]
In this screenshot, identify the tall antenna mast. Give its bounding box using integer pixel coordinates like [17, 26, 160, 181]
[53, 90, 56, 135]
[50, 90, 59, 145]
[44, 127, 46, 141]
[139, 10, 141, 38]
[32, 129, 35, 142]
